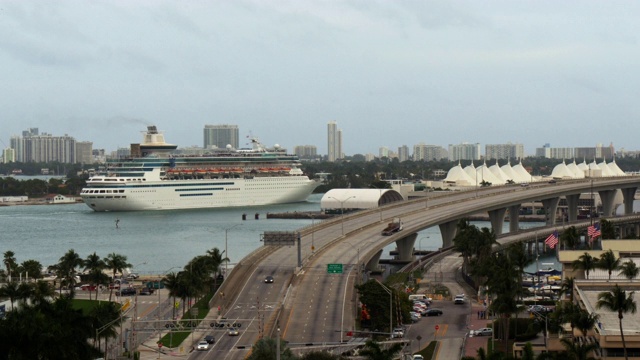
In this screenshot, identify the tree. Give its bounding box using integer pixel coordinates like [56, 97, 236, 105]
[560, 277, 575, 302]
[560, 226, 580, 250]
[596, 285, 637, 360]
[359, 339, 403, 360]
[103, 253, 131, 301]
[84, 252, 106, 301]
[560, 337, 598, 360]
[19, 259, 43, 280]
[600, 219, 616, 240]
[3, 251, 17, 281]
[618, 260, 639, 280]
[0, 281, 19, 310]
[574, 310, 599, 337]
[597, 249, 620, 280]
[573, 253, 597, 280]
[246, 337, 297, 360]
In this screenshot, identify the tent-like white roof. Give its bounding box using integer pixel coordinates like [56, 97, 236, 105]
[566, 160, 585, 179]
[463, 163, 477, 181]
[512, 160, 532, 182]
[489, 160, 511, 183]
[608, 158, 625, 176]
[444, 163, 476, 185]
[551, 161, 574, 179]
[501, 161, 528, 183]
[320, 188, 403, 210]
[476, 162, 505, 185]
[577, 159, 589, 173]
[598, 159, 615, 176]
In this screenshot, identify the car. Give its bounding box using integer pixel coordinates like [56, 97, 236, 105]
[204, 335, 215, 344]
[410, 314, 421, 323]
[454, 295, 466, 304]
[126, 273, 139, 280]
[548, 179, 557, 184]
[116, 287, 136, 296]
[80, 284, 97, 291]
[392, 328, 404, 338]
[425, 308, 443, 316]
[264, 275, 274, 283]
[196, 341, 209, 351]
[472, 327, 493, 336]
[139, 287, 152, 295]
[413, 355, 425, 360]
[520, 183, 530, 187]
[228, 328, 239, 336]
[528, 305, 552, 314]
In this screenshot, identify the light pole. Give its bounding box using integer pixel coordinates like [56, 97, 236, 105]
[328, 196, 355, 235]
[157, 266, 179, 358]
[310, 215, 315, 254]
[276, 326, 281, 360]
[375, 279, 393, 336]
[417, 236, 430, 255]
[224, 224, 242, 276]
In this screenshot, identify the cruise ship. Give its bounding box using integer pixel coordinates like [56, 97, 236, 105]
[80, 126, 320, 211]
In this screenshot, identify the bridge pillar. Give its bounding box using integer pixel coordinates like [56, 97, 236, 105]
[488, 208, 507, 235]
[541, 197, 560, 225]
[621, 187, 638, 215]
[395, 233, 417, 262]
[439, 220, 458, 248]
[364, 249, 384, 273]
[509, 205, 521, 233]
[565, 194, 580, 222]
[598, 189, 618, 217]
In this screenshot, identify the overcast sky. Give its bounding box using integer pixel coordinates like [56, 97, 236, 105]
[2, 1, 639, 156]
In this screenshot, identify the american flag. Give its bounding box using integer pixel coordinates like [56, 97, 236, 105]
[588, 223, 601, 240]
[545, 230, 559, 249]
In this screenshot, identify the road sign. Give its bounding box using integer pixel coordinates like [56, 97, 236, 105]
[435, 325, 439, 331]
[327, 263, 343, 274]
[158, 342, 163, 348]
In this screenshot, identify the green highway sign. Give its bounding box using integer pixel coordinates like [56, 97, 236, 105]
[327, 263, 343, 274]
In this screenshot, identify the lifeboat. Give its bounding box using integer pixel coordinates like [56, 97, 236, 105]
[195, 169, 207, 174]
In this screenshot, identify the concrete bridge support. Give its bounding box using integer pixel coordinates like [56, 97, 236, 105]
[365, 249, 384, 273]
[598, 190, 618, 217]
[541, 198, 560, 225]
[488, 208, 507, 235]
[509, 205, 521, 233]
[621, 187, 638, 215]
[565, 194, 580, 222]
[439, 220, 459, 248]
[395, 233, 417, 262]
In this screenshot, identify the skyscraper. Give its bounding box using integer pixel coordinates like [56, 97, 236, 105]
[204, 124, 239, 149]
[327, 121, 342, 162]
[10, 129, 77, 163]
[448, 143, 481, 161]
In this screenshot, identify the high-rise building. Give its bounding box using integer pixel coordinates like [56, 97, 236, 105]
[398, 145, 409, 162]
[379, 146, 390, 158]
[327, 121, 343, 162]
[2, 148, 15, 163]
[448, 143, 481, 161]
[413, 143, 448, 161]
[485, 143, 524, 160]
[10, 129, 77, 163]
[75, 141, 93, 165]
[204, 124, 239, 149]
[294, 145, 318, 159]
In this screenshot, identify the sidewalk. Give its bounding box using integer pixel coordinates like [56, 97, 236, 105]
[464, 300, 492, 358]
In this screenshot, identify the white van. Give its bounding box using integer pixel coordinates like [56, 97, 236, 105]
[409, 294, 431, 302]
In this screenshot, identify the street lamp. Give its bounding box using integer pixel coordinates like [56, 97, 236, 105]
[310, 214, 315, 254]
[328, 196, 356, 235]
[374, 279, 393, 336]
[156, 266, 180, 358]
[224, 224, 242, 276]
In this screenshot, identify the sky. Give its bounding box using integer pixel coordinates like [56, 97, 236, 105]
[1, 1, 640, 156]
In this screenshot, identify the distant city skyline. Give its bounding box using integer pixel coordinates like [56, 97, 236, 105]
[2, 2, 640, 156]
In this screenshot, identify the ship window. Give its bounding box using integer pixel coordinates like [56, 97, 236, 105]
[100, 190, 105, 193]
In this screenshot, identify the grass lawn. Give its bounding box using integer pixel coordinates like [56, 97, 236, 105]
[160, 293, 214, 348]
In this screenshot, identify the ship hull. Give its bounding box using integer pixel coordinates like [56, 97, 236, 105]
[81, 176, 319, 212]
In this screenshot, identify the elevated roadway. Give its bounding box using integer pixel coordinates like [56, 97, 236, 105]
[187, 177, 640, 359]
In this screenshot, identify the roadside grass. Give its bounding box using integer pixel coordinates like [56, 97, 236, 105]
[413, 340, 436, 359]
[160, 293, 214, 348]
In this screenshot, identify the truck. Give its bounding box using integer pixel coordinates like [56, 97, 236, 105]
[381, 218, 403, 236]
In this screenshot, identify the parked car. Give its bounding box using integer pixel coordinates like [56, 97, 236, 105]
[204, 335, 215, 344]
[528, 305, 552, 314]
[413, 355, 425, 360]
[116, 287, 136, 296]
[410, 314, 421, 323]
[126, 273, 139, 280]
[472, 327, 493, 336]
[392, 328, 404, 338]
[139, 287, 153, 295]
[196, 341, 209, 351]
[425, 308, 443, 316]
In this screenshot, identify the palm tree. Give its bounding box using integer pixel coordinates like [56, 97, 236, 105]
[163, 271, 185, 319]
[0, 280, 20, 310]
[57, 249, 84, 298]
[20, 259, 43, 280]
[84, 252, 106, 300]
[596, 285, 637, 360]
[3, 250, 17, 281]
[574, 309, 599, 337]
[89, 301, 122, 354]
[560, 277, 575, 302]
[600, 219, 616, 240]
[359, 339, 403, 360]
[573, 252, 597, 280]
[246, 337, 297, 360]
[560, 338, 598, 360]
[598, 249, 620, 280]
[30, 280, 55, 305]
[103, 253, 131, 301]
[618, 260, 639, 280]
[560, 226, 580, 250]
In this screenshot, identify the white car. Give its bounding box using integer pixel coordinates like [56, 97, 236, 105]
[392, 328, 404, 338]
[471, 327, 493, 336]
[413, 355, 425, 360]
[196, 341, 209, 351]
